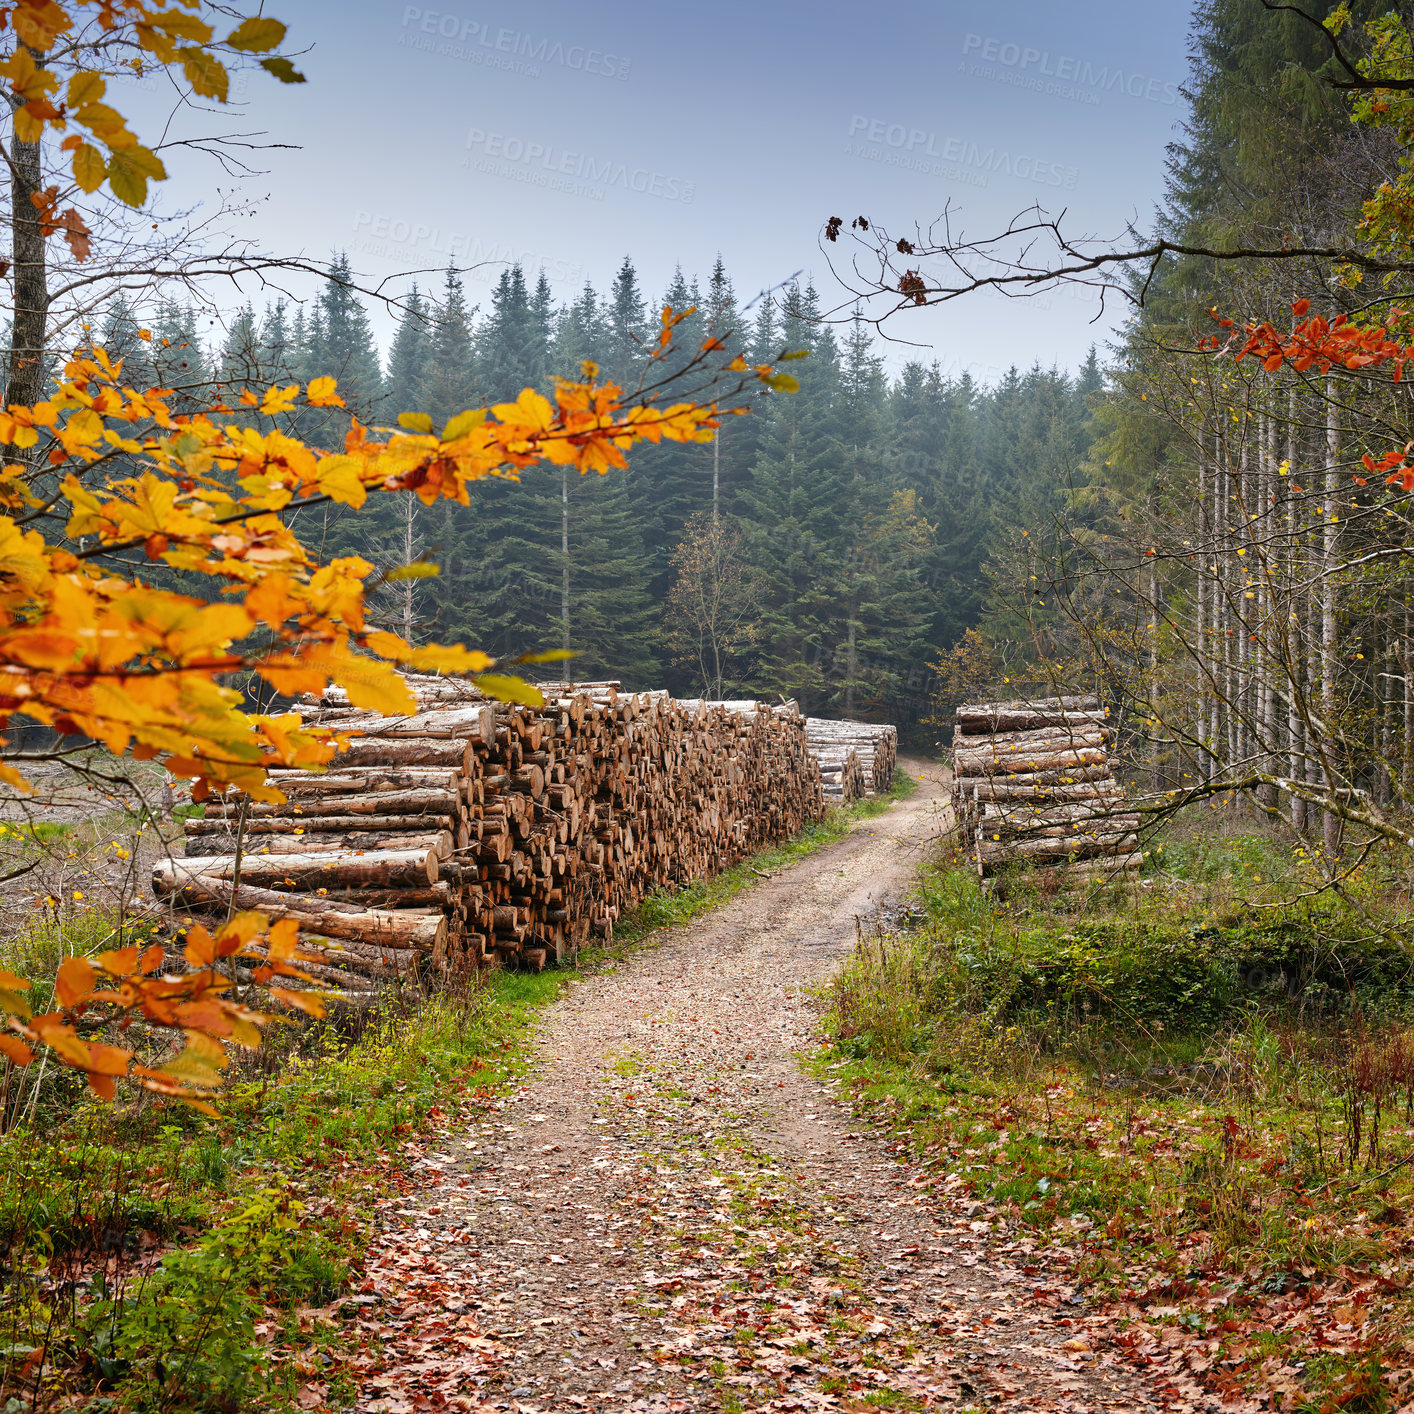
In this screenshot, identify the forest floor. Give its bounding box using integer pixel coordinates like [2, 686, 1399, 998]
[352, 759, 1164, 1414]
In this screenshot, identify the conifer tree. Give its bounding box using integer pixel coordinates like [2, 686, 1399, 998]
[739, 282, 847, 712]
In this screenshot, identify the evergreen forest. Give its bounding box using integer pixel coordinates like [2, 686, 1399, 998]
[93, 257, 1098, 729]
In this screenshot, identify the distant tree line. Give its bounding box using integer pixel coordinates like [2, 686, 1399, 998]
[94, 254, 1099, 728]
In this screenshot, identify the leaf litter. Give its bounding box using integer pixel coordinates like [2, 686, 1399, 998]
[340, 765, 1167, 1412]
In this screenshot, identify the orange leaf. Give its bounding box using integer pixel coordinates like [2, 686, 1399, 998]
[270, 987, 326, 1017]
[0, 1034, 34, 1065]
[54, 956, 96, 1008]
[95, 945, 141, 976]
[183, 923, 218, 968]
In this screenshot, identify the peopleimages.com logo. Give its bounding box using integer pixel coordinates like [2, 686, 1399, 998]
[461, 129, 695, 204]
[399, 8, 630, 80]
[959, 33, 1179, 106]
[845, 116, 1078, 190]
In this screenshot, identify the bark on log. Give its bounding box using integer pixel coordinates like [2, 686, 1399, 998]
[156, 848, 438, 891]
[153, 872, 446, 950]
[183, 813, 455, 836]
[207, 829, 455, 859]
[203, 788, 461, 819]
[952, 747, 1108, 777]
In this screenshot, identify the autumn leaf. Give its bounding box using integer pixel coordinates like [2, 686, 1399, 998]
[225, 16, 287, 52]
[154, 1030, 227, 1089]
[305, 375, 345, 408]
[0, 1034, 34, 1066]
[70, 141, 107, 193]
[260, 383, 300, 416]
[58, 208, 92, 261]
[54, 955, 96, 1008]
[474, 673, 546, 707]
[0, 969, 34, 1021]
[315, 454, 368, 508]
[260, 55, 306, 84]
[384, 561, 440, 581]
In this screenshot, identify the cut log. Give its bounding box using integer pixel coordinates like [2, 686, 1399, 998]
[333, 738, 471, 769]
[216, 829, 455, 859]
[202, 788, 461, 820]
[155, 848, 438, 891]
[153, 871, 446, 951]
[322, 704, 496, 743]
[263, 767, 461, 794]
[952, 747, 1109, 777]
[977, 832, 1139, 864]
[183, 813, 455, 836]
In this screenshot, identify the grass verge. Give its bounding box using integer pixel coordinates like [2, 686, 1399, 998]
[1, 774, 910, 1412]
[816, 837, 1414, 1412]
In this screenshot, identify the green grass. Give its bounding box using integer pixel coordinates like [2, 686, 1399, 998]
[1, 971, 561, 1411]
[2, 772, 912, 1411]
[817, 832, 1414, 1411]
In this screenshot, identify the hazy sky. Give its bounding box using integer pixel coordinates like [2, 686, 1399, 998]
[154, 0, 1195, 381]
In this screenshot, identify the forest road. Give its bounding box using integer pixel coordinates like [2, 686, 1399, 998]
[355, 756, 1161, 1414]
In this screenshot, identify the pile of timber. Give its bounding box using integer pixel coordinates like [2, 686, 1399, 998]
[805, 719, 898, 798]
[153, 678, 824, 987]
[950, 695, 1140, 880]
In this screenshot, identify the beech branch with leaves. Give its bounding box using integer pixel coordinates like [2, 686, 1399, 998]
[0, 0, 799, 1106]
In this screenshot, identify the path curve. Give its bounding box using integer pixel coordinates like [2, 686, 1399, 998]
[356, 757, 1159, 1413]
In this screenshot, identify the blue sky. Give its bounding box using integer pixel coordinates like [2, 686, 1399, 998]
[161, 0, 1196, 380]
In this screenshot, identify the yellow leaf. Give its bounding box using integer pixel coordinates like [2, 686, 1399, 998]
[442, 409, 487, 440]
[398, 412, 433, 433]
[315, 454, 367, 509]
[384, 561, 440, 581]
[475, 673, 546, 707]
[517, 648, 577, 664]
[158, 1031, 226, 1089]
[365, 631, 494, 674]
[336, 656, 416, 715]
[225, 17, 287, 52]
[13, 107, 44, 144]
[270, 987, 326, 1017]
[66, 71, 106, 108]
[70, 142, 106, 193]
[260, 384, 299, 416]
[107, 145, 169, 206]
[0, 968, 34, 1022]
[493, 388, 555, 431]
[305, 376, 344, 408]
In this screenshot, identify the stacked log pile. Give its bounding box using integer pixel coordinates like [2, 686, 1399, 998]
[154, 678, 823, 984]
[805, 720, 899, 798]
[951, 696, 1140, 879]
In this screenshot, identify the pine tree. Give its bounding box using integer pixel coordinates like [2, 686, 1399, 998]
[739, 282, 848, 713]
[305, 252, 384, 437]
[605, 255, 647, 389]
[704, 256, 744, 516]
[419, 269, 477, 423]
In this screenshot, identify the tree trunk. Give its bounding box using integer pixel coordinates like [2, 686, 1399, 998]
[561, 464, 571, 655]
[5, 57, 48, 415]
[1322, 389, 1341, 858]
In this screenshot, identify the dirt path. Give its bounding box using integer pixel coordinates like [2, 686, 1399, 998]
[354, 759, 1161, 1413]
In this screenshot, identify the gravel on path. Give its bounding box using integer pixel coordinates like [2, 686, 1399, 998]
[353, 758, 1166, 1413]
